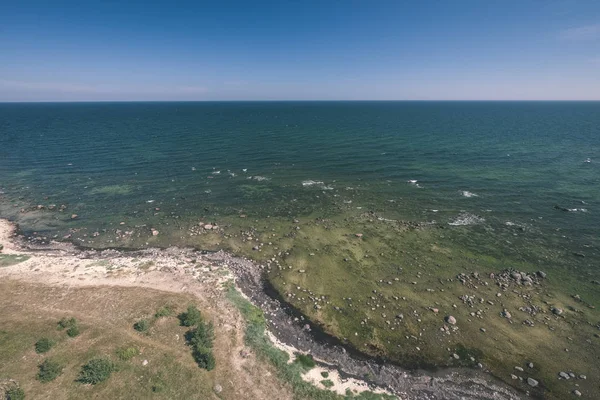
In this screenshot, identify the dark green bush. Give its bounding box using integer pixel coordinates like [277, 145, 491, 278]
[133, 319, 150, 333]
[321, 379, 334, 388]
[294, 353, 316, 369]
[192, 348, 216, 371]
[5, 386, 25, 400]
[35, 338, 55, 354]
[77, 358, 115, 384]
[187, 320, 216, 371]
[37, 359, 63, 383]
[190, 321, 214, 349]
[321, 371, 329, 378]
[178, 304, 203, 327]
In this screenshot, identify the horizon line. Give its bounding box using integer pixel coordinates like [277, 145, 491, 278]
[2, 99, 600, 104]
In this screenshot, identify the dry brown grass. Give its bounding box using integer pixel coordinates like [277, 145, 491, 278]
[0, 279, 292, 400]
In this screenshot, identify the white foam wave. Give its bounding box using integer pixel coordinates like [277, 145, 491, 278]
[449, 212, 485, 226]
[249, 176, 269, 181]
[460, 191, 478, 198]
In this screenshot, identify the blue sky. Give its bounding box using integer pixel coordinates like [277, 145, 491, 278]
[1, 0, 599, 101]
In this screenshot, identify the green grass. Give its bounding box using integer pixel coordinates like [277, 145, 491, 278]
[155, 305, 175, 318]
[0, 254, 30, 267]
[115, 346, 140, 361]
[226, 286, 396, 400]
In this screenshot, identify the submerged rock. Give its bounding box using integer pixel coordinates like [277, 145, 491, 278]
[527, 378, 539, 387]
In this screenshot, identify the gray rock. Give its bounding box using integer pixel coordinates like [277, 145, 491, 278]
[214, 384, 223, 394]
[445, 315, 457, 325]
[559, 371, 570, 379]
[527, 378, 539, 387]
[452, 353, 460, 360]
[515, 366, 524, 372]
[528, 362, 534, 368]
[537, 271, 547, 279]
[552, 307, 563, 316]
[573, 390, 582, 397]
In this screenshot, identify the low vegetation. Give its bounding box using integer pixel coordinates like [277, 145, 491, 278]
[1, 281, 221, 399]
[4, 386, 25, 400]
[295, 353, 316, 370]
[188, 321, 216, 371]
[226, 285, 396, 400]
[154, 305, 175, 318]
[37, 359, 64, 383]
[77, 358, 116, 385]
[321, 379, 334, 388]
[178, 304, 202, 327]
[115, 346, 140, 361]
[133, 319, 150, 333]
[34, 337, 55, 354]
[57, 317, 81, 337]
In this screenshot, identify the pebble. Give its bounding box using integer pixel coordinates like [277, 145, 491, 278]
[445, 315, 457, 325]
[573, 390, 582, 397]
[559, 371, 570, 380]
[214, 384, 223, 394]
[142, 359, 148, 366]
[515, 366, 524, 372]
[528, 362, 534, 368]
[452, 353, 460, 359]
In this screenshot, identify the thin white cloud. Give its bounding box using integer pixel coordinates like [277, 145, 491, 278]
[559, 23, 600, 40]
[0, 79, 208, 95]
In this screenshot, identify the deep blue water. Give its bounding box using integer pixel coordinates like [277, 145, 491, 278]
[0, 101, 599, 261]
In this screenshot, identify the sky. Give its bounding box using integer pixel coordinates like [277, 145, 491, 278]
[1, 0, 599, 101]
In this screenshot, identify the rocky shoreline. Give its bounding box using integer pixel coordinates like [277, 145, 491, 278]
[2, 220, 523, 400]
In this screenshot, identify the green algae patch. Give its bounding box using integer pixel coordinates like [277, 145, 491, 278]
[0, 254, 30, 267]
[89, 185, 134, 196]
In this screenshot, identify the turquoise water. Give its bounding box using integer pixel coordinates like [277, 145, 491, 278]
[0, 101, 598, 262]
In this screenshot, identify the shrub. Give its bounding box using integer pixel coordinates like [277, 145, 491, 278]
[5, 386, 25, 400]
[154, 305, 174, 318]
[190, 321, 214, 350]
[294, 353, 316, 370]
[115, 347, 139, 361]
[133, 319, 150, 333]
[178, 304, 203, 327]
[193, 349, 216, 371]
[321, 371, 329, 378]
[321, 379, 334, 388]
[187, 320, 216, 370]
[37, 359, 63, 383]
[77, 358, 115, 384]
[57, 317, 77, 330]
[66, 325, 80, 338]
[35, 338, 55, 354]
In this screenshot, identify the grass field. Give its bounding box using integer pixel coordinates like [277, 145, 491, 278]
[0, 280, 283, 400]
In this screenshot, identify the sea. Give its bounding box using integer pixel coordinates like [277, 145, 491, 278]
[0, 101, 598, 273]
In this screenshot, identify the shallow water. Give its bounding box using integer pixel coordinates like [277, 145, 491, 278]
[1, 101, 598, 259]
